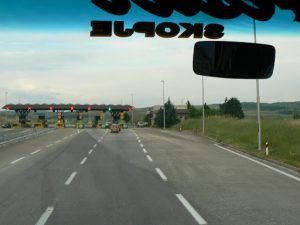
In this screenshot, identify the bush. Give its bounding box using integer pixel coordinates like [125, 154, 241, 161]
[220, 97, 245, 119]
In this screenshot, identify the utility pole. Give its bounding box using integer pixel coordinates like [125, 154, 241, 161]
[252, 8, 262, 150]
[131, 93, 134, 127]
[202, 76, 205, 135]
[5, 92, 8, 121]
[161, 80, 166, 129]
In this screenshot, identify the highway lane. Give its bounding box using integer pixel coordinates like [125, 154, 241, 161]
[0, 127, 298, 225]
[0, 128, 30, 135]
[134, 128, 300, 225]
[0, 128, 201, 225]
[0, 128, 77, 171]
[0, 128, 90, 225]
[0, 128, 34, 142]
[46, 129, 199, 225]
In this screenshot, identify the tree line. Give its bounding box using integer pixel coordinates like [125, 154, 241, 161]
[144, 97, 245, 128]
[187, 97, 244, 119]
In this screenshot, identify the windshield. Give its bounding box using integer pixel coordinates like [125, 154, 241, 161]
[0, 1, 299, 225]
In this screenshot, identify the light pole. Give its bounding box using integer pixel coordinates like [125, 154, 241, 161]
[161, 80, 166, 129]
[252, 9, 262, 151]
[5, 92, 8, 121]
[202, 76, 205, 135]
[131, 93, 134, 127]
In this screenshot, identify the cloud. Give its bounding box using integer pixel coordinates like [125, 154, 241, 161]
[0, 31, 299, 107]
[13, 79, 36, 91]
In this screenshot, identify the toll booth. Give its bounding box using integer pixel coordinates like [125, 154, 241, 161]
[14, 109, 31, 128]
[119, 112, 125, 128]
[94, 116, 100, 128]
[2, 104, 133, 129]
[34, 115, 47, 128]
[95, 111, 105, 128]
[56, 112, 65, 128]
[76, 111, 85, 129]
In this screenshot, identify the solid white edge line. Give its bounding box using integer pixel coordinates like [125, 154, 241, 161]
[155, 168, 168, 181]
[176, 194, 207, 225]
[214, 144, 300, 182]
[80, 157, 87, 165]
[10, 157, 25, 164]
[147, 155, 153, 162]
[31, 149, 42, 155]
[65, 172, 77, 185]
[88, 149, 93, 155]
[143, 148, 148, 154]
[93, 144, 97, 148]
[35, 206, 55, 225]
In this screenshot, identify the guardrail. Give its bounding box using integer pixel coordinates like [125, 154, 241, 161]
[0, 128, 55, 147]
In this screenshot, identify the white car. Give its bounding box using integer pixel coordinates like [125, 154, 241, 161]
[137, 121, 148, 128]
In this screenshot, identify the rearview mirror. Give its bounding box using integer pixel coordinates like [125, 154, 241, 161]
[193, 41, 276, 79]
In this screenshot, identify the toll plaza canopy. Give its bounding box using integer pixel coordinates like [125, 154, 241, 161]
[2, 104, 133, 111]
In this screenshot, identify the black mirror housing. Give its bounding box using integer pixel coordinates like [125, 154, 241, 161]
[193, 41, 276, 79]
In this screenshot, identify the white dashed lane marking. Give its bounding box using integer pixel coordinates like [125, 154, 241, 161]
[80, 157, 87, 165]
[176, 194, 207, 225]
[147, 155, 153, 162]
[31, 149, 42, 155]
[35, 206, 55, 225]
[65, 172, 77, 185]
[155, 168, 168, 181]
[10, 157, 25, 165]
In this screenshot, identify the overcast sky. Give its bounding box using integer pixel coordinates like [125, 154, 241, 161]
[0, 1, 299, 107]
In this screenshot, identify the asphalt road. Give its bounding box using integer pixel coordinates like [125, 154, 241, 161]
[0, 128, 34, 141]
[0, 128, 299, 225]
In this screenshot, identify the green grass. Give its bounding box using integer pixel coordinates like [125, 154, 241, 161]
[172, 117, 300, 168]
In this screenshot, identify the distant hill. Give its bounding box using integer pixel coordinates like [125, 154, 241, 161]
[242, 101, 300, 112]
[210, 101, 300, 118]
[135, 102, 300, 119]
[241, 101, 300, 118]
